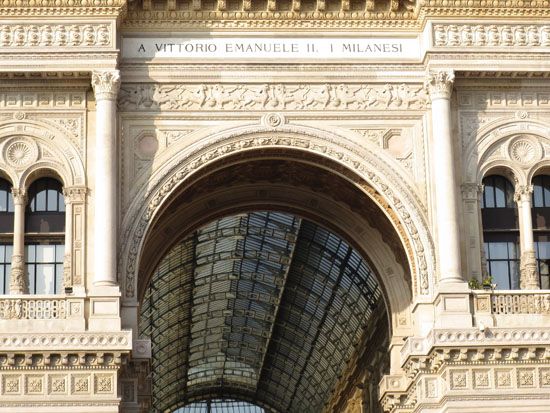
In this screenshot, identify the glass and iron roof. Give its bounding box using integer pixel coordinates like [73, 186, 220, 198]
[140, 211, 383, 413]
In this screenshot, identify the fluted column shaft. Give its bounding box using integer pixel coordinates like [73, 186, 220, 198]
[91, 70, 120, 286]
[10, 189, 27, 294]
[425, 70, 463, 283]
[515, 185, 539, 289]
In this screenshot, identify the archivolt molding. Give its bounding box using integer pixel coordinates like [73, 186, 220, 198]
[119, 123, 435, 302]
[0, 118, 85, 188]
[463, 119, 550, 185]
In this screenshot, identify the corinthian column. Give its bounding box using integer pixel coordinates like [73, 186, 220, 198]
[91, 70, 120, 286]
[515, 184, 539, 289]
[425, 70, 463, 283]
[10, 189, 27, 294]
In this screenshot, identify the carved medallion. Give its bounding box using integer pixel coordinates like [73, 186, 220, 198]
[3, 137, 38, 169]
[508, 135, 542, 167]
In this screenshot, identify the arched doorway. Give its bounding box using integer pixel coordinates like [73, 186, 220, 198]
[134, 153, 416, 412]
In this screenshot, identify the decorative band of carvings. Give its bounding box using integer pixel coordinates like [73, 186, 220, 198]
[0, 332, 132, 351]
[0, 24, 112, 48]
[434, 24, 550, 48]
[401, 328, 550, 360]
[118, 82, 427, 111]
[0, 352, 125, 369]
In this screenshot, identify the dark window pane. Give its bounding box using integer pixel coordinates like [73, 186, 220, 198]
[26, 178, 65, 233]
[484, 184, 495, 208]
[25, 243, 64, 295]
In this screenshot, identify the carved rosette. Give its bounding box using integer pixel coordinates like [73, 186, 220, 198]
[91, 70, 121, 101]
[2, 137, 39, 170]
[424, 70, 455, 100]
[508, 135, 542, 167]
[9, 254, 27, 295]
[520, 250, 540, 290]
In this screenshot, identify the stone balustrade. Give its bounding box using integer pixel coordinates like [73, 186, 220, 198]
[0, 296, 82, 320]
[473, 290, 550, 316]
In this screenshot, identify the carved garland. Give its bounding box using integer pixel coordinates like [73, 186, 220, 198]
[0, 24, 112, 48]
[120, 126, 434, 300]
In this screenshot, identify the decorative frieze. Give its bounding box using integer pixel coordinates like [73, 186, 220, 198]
[434, 24, 550, 48]
[0, 90, 86, 109]
[118, 83, 428, 111]
[457, 90, 550, 109]
[0, 24, 112, 48]
[0, 332, 131, 351]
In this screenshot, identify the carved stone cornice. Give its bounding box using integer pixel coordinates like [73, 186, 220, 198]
[434, 24, 550, 48]
[0, 351, 125, 369]
[0, 1, 127, 18]
[0, 332, 132, 352]
[424, 70, 454, 101]
[514, 184, 534, 203]
[92, 70, 121, 101]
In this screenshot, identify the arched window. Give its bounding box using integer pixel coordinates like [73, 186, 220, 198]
[481, 175, 520, 289]
[25, 178, 65, 294]
[532, 175, 550, 289]
[0, 178, 13, 294]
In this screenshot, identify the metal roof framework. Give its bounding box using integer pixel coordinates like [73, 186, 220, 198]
[140, 211, 383, 413]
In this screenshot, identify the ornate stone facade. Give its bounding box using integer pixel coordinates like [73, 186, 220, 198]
[0, 1, 549, 413]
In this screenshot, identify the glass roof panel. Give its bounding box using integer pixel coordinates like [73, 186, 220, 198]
[140, 212, 382, 413]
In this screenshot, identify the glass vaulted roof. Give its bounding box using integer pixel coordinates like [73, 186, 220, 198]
[140, 212, 382, 413]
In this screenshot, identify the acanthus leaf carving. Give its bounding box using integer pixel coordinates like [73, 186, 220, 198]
[92, 70, 121, 101]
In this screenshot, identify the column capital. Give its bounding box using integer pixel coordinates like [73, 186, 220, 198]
[63, 186, 88, 204]
[91, 70, 121, 101]
[424, 70, 455, 100]
[514, 184, 533, 203]
[11, 188, 26, 205]
[461, 183, 483, 201]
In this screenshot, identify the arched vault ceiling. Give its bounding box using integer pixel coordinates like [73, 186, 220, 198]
[140, 211, 385, 413]
[138, 157, 410, 302]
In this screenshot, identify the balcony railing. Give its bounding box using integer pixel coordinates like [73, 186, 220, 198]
[0, 297, 68, 319]
[474, 291, 550, 315]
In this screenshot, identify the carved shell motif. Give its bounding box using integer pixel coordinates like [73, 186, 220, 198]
[508, 136, 542, 167]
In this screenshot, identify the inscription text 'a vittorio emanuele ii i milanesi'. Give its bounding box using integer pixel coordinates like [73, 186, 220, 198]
[122, 37, 422, 60]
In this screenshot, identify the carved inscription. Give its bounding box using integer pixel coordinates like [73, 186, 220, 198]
[118, 83, 427, 111]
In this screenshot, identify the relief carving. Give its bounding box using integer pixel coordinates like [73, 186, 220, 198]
[0, 24, 112, 48]
[434, 24, 550, 47]
[118, 83, 427, 111]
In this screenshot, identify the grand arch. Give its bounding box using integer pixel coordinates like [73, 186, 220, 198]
[133, 153, 416, 411]
[119, 125, 436, 313]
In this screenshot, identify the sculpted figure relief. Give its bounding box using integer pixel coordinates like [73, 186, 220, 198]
[119, 83, 428, 111]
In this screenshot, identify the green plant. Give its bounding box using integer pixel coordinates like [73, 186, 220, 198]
[482, 275, 493, 288]
[468, 277, 481, 289]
